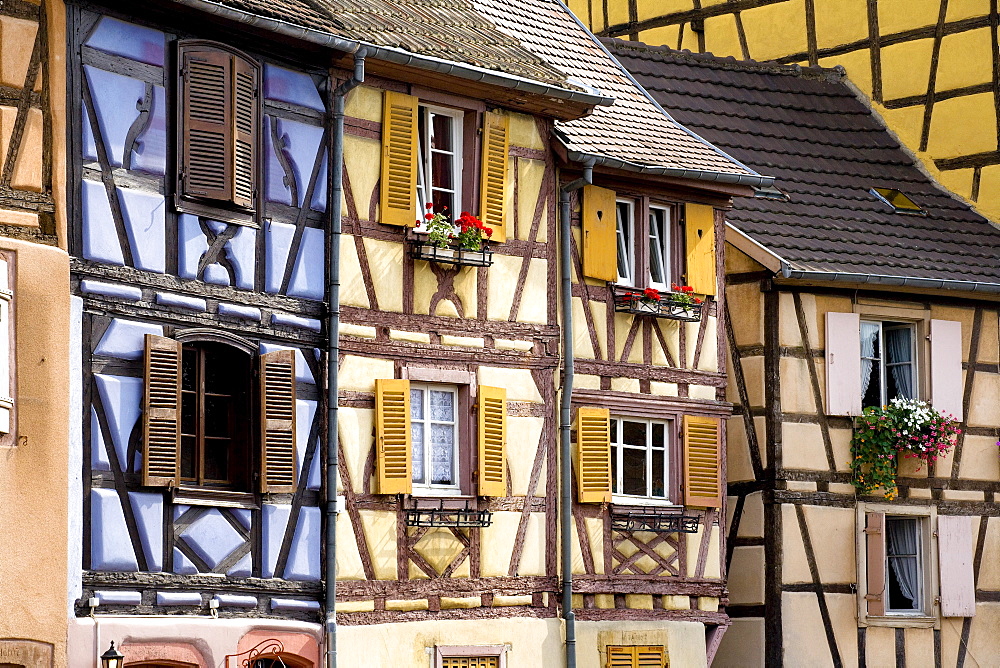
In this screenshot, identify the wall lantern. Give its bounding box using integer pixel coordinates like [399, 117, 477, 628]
[100, 641, 124, 668]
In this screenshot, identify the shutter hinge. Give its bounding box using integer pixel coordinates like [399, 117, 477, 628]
[863, 527, 881, 535]
[864, 594, 882, 601]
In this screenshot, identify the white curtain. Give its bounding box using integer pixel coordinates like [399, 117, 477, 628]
[885, 327, 914, 399]
[428, 390, 455, 485]
[860, 321, 880, 398]
[887, 519, 920, 609]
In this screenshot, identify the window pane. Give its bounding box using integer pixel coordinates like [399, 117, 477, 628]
[611, 444, 619, 494]
[204, 349, 233, 394]
[182, 348, 196, 391]
[410, 389, 424, 420]
[181, 392, 196, 435]
[885, 325, 915, 400]
[886, 517, 921, 611]
[622, 447, 647, 496]
[181, 435, 196, 479]
[651, 448, 665, 497]
[429, 390, 454, 422]
[430, 423, 454, 485]
[861, 321, 882, 408]
[652, 422, 665, 447]
[430, 113, 453, 151]
[610, 419, 618, 442]
[649, 208, 668, 286]
[411, 421, 425, 484]
[622, 420, 645, 447]
[204, 394, 232, 438]
[616, 202, 632, 281]
[432, 189, 454, 216]
[203, 438, 229, 482]
[431, 152, 454, 191]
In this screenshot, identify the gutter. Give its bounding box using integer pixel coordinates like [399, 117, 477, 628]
[325, 50, 366, 668]
[170, 0, 615, 108]
[558, 159, 594, 668]
[565, 149, 774, 188]
[779, 266, 1000, 294]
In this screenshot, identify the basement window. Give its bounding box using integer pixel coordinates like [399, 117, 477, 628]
[870, 188, 925, 215]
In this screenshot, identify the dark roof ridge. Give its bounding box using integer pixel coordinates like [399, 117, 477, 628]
[602, 36, 846, 83]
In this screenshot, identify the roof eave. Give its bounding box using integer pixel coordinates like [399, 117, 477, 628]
[778, 268, 1000, 295]
[567, 149, 775, 188]
[168, 0, 615, 108]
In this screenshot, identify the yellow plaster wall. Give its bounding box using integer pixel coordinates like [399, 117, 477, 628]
[578, 0, 1000, 223]
[0, 240, 70, 666]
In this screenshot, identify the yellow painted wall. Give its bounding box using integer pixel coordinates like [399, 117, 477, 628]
[577, 0, 1000, 224]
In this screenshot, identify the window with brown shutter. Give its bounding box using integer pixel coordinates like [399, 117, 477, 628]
[259, 349, 297, 493]
[143, 334, 182, 487]
[176, 40, 259, 223]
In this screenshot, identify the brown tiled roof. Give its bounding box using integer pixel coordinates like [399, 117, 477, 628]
[607, 39, 1000, 286]
[474, 0, 759, 178]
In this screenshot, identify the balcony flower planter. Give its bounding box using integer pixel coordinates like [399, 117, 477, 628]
[849, 398, 961, 500]
[611, 284, 704, 322]
[408, 236, 494, 267]
[409, 207, 494, 267]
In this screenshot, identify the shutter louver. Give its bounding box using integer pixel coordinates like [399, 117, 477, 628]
[826, 312, 862, 416]
[479, 110, 509, 242]
[376, 378, 412, 494]
[179, 41, 258, 211]
[259, 350, 296, 493]
[930, 319, 963, 421]
[575, 407, 611, 503]
[142, 334, 181, 487]
[478, 385, 506, 497]
[379, 91, 419, 227]
[683, 415, 722, 508]
[582, 185, 618, 282]
[864, 511, 886, 616]
[684, 203, 716, 296]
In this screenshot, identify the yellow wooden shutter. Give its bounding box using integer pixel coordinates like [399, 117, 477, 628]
[478, 385, 506, 496]
[683, 415, 721, 508]
[479, 110, 509, 242]
[259, 349, 297, 493]
[575, 407, 611, 503]
[684, 203, 716, 296]
[142, 334, 181, 487]
[379, 91, 419, 227]
[607, 646, 665, 668]
[376, 378, 411, 494]
[582, 185, 618, 282]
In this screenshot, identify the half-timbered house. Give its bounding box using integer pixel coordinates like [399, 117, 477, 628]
[61, 1, 771, 666]
[609, 41, 1000, 667]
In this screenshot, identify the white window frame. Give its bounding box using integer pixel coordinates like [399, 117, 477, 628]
[860, 319, 918, 408]
[884, 515, 925, 615]
[647, 205, 671, 291]
[856, 503, 939, 628]
[616, 199, 635, 285]
[416, 104, 463, 220]
[410, 382, 461, 495]
[609, 416, 673, 505]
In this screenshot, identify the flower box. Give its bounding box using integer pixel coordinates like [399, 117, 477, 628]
[408, 236, 494, 268]
[611, 285, 704, 322]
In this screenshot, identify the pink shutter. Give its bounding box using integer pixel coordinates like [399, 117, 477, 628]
[864, 511, 886, 617]
[930, 319, 963, 421]
[826, 312, 862, 416]
[938, 515, 976, 617]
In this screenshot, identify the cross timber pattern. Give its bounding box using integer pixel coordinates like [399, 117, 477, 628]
[570, 0, 1000, 224]
[0, 0, 56, 240]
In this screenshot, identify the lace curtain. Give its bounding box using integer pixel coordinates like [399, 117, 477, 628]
[410, 388, 455, 486]
[860, 321, 880, 398]
[885, 327, 914, 399]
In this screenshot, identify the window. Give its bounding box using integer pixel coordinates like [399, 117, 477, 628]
[417, 105, 463, 215]
[884, 516, 923, 613]
[606, 645, 666, 668]
[375, 377, 506, 497]
[871, 187, 925, 215]
[610, 417, 670, 501]
[176, 40, 260, 225]
[647, 205, 671, 290]
[616, 200, 635, 284]
[142, 334, 297, 494]
[410, 383, 460, 494]
[861, 320, 916, 408]
[433, 645, 506, 668]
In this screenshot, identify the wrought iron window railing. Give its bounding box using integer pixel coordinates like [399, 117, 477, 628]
[404, 497, 493, 528]
[610, 284, 704, 322]
[610, 505, 700, 533]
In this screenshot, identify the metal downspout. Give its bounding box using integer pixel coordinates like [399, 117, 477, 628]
[326, 50, 365, 668]
[559, 160, 594, 668]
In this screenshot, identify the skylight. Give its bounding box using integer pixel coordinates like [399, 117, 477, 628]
[870, 187, 925, 215]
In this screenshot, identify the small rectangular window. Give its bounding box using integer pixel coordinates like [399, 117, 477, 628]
[610, 417, 670, 501]
[871, 187, 925, 215]
[410, 383, 460, 494]
[648, 205, 671, 290]
[885, 516, 924, 614]
[417, 105, 463, 216]
[616, 200, 635, 285]
[861, 320, 917, 408]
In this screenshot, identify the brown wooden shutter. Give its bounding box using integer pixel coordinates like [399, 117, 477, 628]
[864, 511, 886, 617]
[684, 203, 716, 296]
[259, 349, 297, 493]
[142, 334, 181, 487]
[376, 378, 412, 494]
[479, 110, 509, 242]
[178, 41, 258, 210]
[683, 415, 722, 508]
[478, 385, 506, 496]
[606, 646, 665, 668]
[582, 185, 618, 282]
[575, 407, 611, 503]
[379, 91, 419, 227]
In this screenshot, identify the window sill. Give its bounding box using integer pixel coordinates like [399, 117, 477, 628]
[611, 495, 680, 508]
[860, 614, 938, 629]
[172, 487, 258, 509]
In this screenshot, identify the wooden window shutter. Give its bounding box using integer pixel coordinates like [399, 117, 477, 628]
[930, 319, 963, 421]
[142, 334, 181, 487]
[259, 350, 297, 493]
[0, 258, 13, 434]
[825, 312, 862, 416]
[479, 110, 509, 242]
[477, 385, 507, 496]
[684, 203, 716, 296]
[938, 515, 976, 617]
[864, 511, 886, 616]
[606, 646, 665, 668]
[376, 378, 412, 494]
[582, 185, 618, 282]
[379, 91, 419, 227]
[178, 41, 259, 210]
[683, 415, 721, 508]
[575, 407, 611, 503]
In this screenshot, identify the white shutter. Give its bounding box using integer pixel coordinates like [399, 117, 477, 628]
[938, 515, 976, 617]
[825, 312, 861, 416]
[930, 319, 963, 421]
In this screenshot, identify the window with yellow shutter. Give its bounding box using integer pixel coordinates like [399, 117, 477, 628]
[606, 645, 667, 668]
